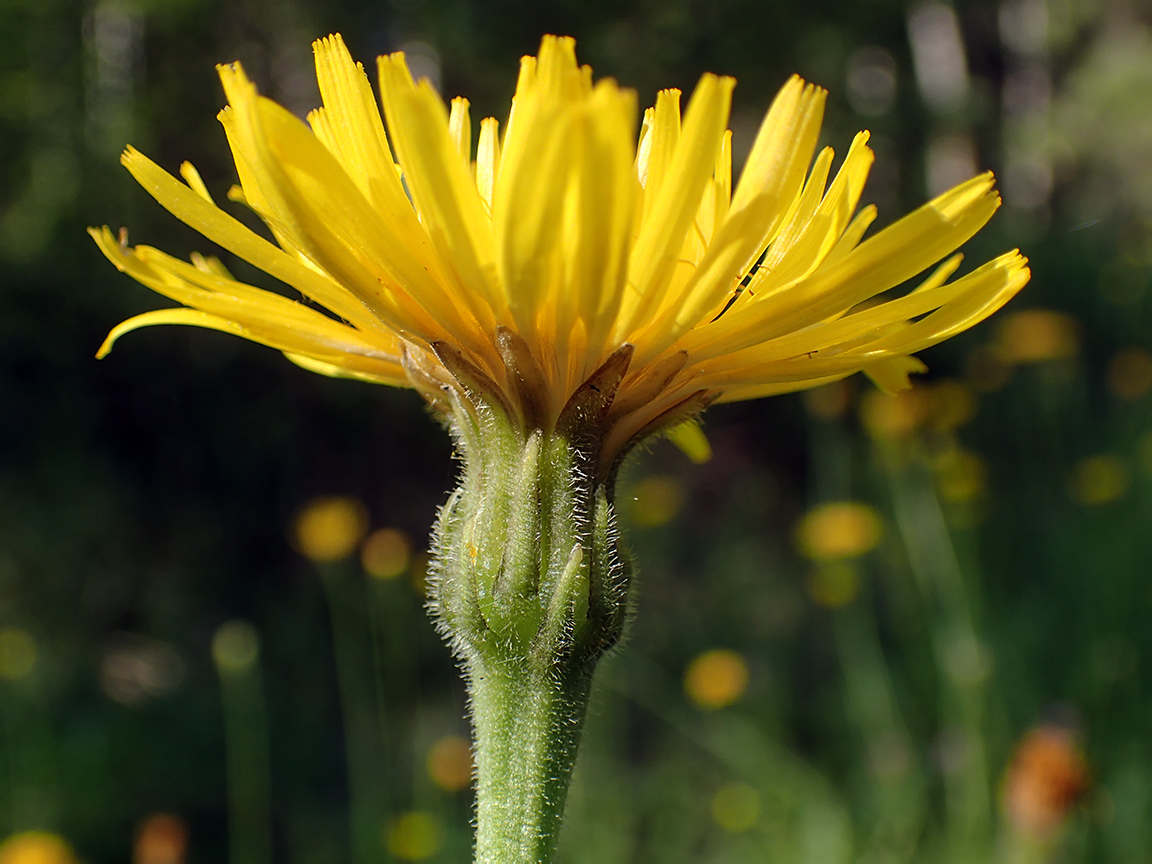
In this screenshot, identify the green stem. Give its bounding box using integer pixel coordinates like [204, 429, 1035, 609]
[468, 656, 594, 864]
[213, 622, 272, 864]
[320, 564, 393, 864]
[884, 453, 992, 852]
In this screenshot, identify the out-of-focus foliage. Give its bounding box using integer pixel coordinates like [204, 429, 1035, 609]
[1, 0, 1151, 861]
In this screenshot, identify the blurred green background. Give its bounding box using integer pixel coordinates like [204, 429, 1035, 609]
[1, 0, 1150, 861]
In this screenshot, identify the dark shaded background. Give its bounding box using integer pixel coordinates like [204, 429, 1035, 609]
[2, 0, 1151, 861]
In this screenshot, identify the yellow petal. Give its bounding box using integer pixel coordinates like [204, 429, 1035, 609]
[179, 161, 213, 203]
[311, 33, 437, 264]
[863, 356, 928, 394]
[666, 420, 712, 463]
[822, 204, 877, 268]
[91, 228, 404, 368]
[699, 172, 1002, 356]
[710, 255, 966, 367]
[730, 76, 826, 221]
[284, 351, 406, 384]
[97, 308, 246, 358]
[698, 254, 1027, 395]
[377, 55, 501, 326]
[638, 88, 682, 221]
[449, 96, 472, 162]
[475, 116, 501, 209]
[119, 147, 382, 334]
[312, 35, 398, 197]
[242, 83, 485, 344]
[617, 73, 735, 340]
[861, 251, 1031, 356]
[636, 78, 827, 354]
[218, 62, 420, 330]
[714, 372, 853, 403]
[566, 82, 639, 368]
[491, 99, 574, 335]
[751, 132, 874, 295]
[96, 307, 407, 385]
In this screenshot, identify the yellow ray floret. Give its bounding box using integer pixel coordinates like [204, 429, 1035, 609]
[93, 32, 1028, 440]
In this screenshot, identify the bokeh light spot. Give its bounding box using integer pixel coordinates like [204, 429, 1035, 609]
[928, 379, 977, 432]
[803, 380, 853, 419]
[684, 649, 749, 710]
[408, 552, 432, 596]
[294, 496, 368, 562]
[795, 501, 883, 561]
[628, 475, 686, 528]
[867, 732, 911, 780]
[926, 134, 978, 197]
[134, 813, 188, 864]
[846, 46, 897, 117]
[1107, 347, 1152, 400]
[807, 562, 860, 608]
[944, 635, 992, 685]
[211, 620, 260, 673]
[0, 629, 36, 681]
[860, 389, 930, 439]
[0, 832, 77, 864]
[362, 528, 412, 579]
[100, 635, 185, 706]
[711, 782, 760, 833]
[933, 448, 987, 503]
[384, 811, 441, 861]
[995, 309, 1079, 364]
[1068, 455, 1129, 506]
[427, 735, 473, 792]
[964, 343, 1014, 392]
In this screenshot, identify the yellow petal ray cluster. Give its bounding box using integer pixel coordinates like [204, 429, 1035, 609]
[93, 33, 1028, 441]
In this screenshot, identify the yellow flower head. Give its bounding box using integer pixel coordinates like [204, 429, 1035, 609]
[93, 35, 1028, 468]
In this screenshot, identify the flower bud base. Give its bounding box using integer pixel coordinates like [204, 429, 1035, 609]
[429, 395, 633, 863]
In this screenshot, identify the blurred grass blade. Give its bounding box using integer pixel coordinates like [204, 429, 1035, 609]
[212, 620, 273, 864]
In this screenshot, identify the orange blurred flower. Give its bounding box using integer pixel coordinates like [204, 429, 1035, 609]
[134, 814, 188, 864]
[1001, 725, 1089, 836]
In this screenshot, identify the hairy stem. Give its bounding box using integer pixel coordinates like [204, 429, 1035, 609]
[468, 656, 595, 864]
